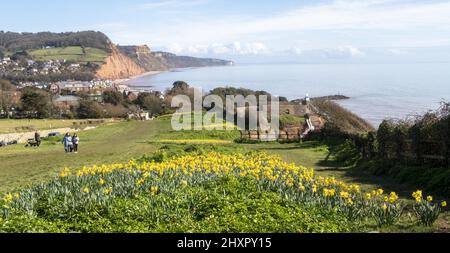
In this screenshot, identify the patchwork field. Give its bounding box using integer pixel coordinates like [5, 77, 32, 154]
[29, 46, 108, 63]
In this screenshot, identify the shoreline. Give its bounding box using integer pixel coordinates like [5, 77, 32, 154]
[114, 70, 168, 84]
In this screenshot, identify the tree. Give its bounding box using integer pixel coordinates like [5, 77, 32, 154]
[102, 91, 124, 106]
[279, 96, 288, 102]
[20, 87, 52, 118]
[377, 120, 394, 159]
[0, 79, 16, 117]
[136, 93, 163, 116]
[76, 99, 104, 119]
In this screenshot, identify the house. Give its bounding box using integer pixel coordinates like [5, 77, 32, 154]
[57, 81, 93, 93]
[2, 57, 11, 65]
[128, 111, 152, 121]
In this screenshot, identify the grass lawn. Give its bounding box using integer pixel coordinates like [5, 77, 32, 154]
[0, 119, 110, 134]
[29, 46, 108, 63]
[0, 117, 448, 232]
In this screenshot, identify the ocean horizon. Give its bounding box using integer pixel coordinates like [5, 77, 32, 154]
[125, 62, 450, 127]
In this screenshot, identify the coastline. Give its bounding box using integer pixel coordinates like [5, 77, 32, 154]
[114, 70, 168, 84]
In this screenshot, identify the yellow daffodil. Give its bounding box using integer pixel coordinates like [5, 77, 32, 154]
[426, 196, 433, 203]
[59, 167, 71, 178]
[82, 187, 90, 194]
[442, 201, 447, 207]
[103, 187, 113, 195]
[388, 192, 399, 203]
[3, 194, 13, 202]
[150, 186, 159, 195]
[340, 191, 350, 199]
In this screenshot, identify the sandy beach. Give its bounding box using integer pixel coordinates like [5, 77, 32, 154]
[114, 70, 167, 84]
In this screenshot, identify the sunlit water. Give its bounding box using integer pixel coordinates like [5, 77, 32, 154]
[125, 63, 450, 127]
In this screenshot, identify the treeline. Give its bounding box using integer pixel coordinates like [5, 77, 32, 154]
[0, 31, 112, 53]
[336, 102, 450, 167]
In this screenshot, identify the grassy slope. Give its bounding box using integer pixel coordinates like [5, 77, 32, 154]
[0, 118, 448, 231]
[0, 121, 161, 191]
[29, 46, 107, 63]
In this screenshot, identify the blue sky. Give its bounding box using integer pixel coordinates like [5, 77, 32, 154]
[3, 0, 450, 62]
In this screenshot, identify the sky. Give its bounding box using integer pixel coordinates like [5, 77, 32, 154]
[3, 0, 450, 63]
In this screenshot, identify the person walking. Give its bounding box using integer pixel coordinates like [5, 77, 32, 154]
[72, 134, 79, 154]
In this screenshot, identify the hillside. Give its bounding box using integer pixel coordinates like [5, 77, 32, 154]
[0, 31, 111, 53]
[153, 51, 234, 68]
[1, 31, 234, 81]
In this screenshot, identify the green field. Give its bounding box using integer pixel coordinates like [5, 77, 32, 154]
[29, 46, 108, 63]
[0, 118, 448, 232]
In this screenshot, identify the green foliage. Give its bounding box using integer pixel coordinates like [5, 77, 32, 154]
[102, 91, 124, 106]
[136, 93, 164, 116]
[0, 31, 112, 53]
[20, 87, 52, 118]
[371, 203, 404, 227]
[76, 99, 104, 119]
[0, 175, 356, 233]
[413, 200, 441, 226]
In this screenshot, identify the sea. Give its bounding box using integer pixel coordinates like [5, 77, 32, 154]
[124, 63, 450, 127]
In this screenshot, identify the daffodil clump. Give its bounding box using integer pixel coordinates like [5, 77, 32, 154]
[156, 139, 233, 145]
[411, 190, 446, 226]
[0, 152, 446, 231]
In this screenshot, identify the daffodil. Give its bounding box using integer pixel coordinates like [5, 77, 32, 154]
[150, 186, 159, 195]
[426, 196, 433, 203]
[103, 187, 112, 195]
[59, 167, 71, 178]
[3, 194, 13, 202]
[388, 192, 399, 203]
[442, 201, 447, 207]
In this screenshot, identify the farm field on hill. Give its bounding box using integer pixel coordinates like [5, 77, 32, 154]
[29, 46, 108, 63]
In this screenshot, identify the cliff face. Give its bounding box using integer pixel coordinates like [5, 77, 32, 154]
[153, 52, 234, 68]
[96, 45, 146, 80]
[117, 45, 169, 72]
[97, 44, 234, 80]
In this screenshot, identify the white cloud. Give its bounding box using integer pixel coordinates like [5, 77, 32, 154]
[166, 43, 184, 54]
[145, 0, 450, 47]
[320, 46, 365, 58]
[164, 42, 270, 56]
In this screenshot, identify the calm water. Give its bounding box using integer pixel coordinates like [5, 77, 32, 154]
[125, 63, 450, 127]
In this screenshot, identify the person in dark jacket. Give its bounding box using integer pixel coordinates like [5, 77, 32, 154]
[34, 131, 41, 147]
[72, 134, 79, 153]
